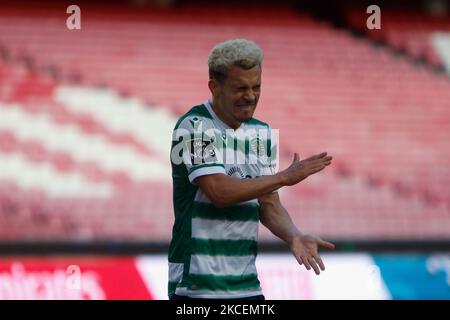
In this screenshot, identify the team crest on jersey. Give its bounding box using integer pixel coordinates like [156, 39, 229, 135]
[227, 166, 245, 179]
[250, 136, 267, 158]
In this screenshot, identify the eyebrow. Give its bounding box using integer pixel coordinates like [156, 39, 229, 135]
[234, 84, 261, 89]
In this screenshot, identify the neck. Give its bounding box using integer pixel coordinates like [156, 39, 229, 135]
[210, 98, 241, 130]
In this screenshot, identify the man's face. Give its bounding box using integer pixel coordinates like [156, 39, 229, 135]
[210, 65, 261, 127]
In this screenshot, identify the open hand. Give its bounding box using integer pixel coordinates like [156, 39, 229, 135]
[280, 152, 332, 186]
[290, 234, 335, 275]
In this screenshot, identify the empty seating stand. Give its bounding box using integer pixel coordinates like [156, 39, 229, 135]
[346, 7, 450, 67]
[0, 3, 449, 241]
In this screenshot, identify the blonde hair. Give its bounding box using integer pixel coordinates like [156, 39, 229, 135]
[208, 39, 264, 83]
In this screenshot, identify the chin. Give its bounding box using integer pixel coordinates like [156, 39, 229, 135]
[234, 109, 255, 123]
[235, 116, 252, 124]
[244, 114, 253, 121]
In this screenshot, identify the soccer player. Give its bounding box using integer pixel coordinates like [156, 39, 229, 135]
[168, 39, 334, 300]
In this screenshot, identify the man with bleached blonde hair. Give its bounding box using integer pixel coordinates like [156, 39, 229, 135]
[168, 39, 334, 300]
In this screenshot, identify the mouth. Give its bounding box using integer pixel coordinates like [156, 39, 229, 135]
[235, 104, 255, 110]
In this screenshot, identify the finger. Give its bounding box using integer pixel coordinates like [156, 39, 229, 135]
[301, 256, 311, 271]
[306, 152, 327, 161]
[314, 152, 327, 159]
[308, 157, 332, 167]
[308, 257, 320, 275]
[294, 255, 303, 266]
[314, 156, 332, 165]
[313, 160, 331, 168]
[319, 239, 336, 250]
[313, 255, 326, 271]
[292, 153, 300, 163]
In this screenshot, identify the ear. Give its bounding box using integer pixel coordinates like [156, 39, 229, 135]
[208, 79, 220, 97]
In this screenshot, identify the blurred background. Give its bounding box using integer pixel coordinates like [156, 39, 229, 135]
[0, 0, 449, 299]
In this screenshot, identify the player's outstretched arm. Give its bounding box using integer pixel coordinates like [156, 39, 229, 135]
[195, 152, 332, 208]
[259, 191, 335, 275]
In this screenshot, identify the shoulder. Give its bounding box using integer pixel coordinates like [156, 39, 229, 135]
[173, 103, 213, 130]
[246, 117, 270, 129]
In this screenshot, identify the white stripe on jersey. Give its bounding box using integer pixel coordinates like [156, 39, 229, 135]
[189, 254, 257, 276]
[191, 218, 258, 241]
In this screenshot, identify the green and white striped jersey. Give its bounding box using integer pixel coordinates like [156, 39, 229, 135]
[168, 100, 277, 299]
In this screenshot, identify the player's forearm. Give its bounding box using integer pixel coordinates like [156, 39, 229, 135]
[197, 152, 333, 208]
[204, 173, 287, 208]
[259, 194, 302, 246]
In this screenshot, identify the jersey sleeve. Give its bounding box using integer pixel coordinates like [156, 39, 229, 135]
[175, 117, 225, 183]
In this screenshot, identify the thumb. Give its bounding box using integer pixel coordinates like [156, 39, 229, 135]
[319, 239, 336, 250]
[292, 153, 300, 164]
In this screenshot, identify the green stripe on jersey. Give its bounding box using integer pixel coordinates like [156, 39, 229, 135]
[174, 104, 213, 130]
[191, 239, 257, 256]
[246, 118, 269, 127]
[168, 281, 178, 296]
[192, 201, 260, 221]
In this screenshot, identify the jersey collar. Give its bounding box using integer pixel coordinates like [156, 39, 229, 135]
[204, 100, 245, 131]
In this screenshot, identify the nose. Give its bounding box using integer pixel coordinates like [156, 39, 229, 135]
[243, 90, 256, 104]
